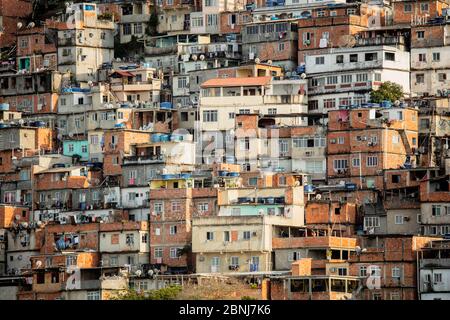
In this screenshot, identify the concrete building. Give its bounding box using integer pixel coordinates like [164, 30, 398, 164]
[419, 239, 450, 300]
[192, 173, 307, 273]
[56, 3, 114, 83]
[305, 38, 410, 114]
[326, 107, 419, 190]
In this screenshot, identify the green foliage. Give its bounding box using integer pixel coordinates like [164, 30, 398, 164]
[146, 12, 159, 36]
[370, 81, 404, 103]
[113, 285, 182, 300]
[241, 296, 257, 300]
[249, 283, 258, 289]
[98, 12, 113, 21]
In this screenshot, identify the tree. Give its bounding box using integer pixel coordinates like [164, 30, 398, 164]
[370, 81, 404, 103]
[112, 285, 182, 300]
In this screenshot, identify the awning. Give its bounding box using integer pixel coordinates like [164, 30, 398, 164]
[110, 70, 135, 78]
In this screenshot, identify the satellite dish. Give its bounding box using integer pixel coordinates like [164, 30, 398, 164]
[315, 194, 322, 200]
[21, 222, 29, 228]
[18, 119, 24, 125]
[199, 54, 205, 61]
[35, 260, 42, 268]
[68, 132, 74, 138]
[267, 60, 273, 65]
[36, 221, 43, 227]
[192, 54, 198, 61]
[27, 22, 35, 29]
[17, 22, 23, 29]
[116, 57, 122, 62]
[15, 215, 21, 220]
[300, 73, 306, 79]
[148, 269, 154, 276]
[88, 81, 93, 87]
[254, 57, 260, 64]
[394, 100, 400, 106]
[135, 269, 142, 276]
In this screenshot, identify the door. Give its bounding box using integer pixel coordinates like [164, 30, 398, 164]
[211, 257, 220, 273]
[250, 256, 259, 272]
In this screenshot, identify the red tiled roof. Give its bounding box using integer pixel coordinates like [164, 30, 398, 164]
[201, 76, 271, 88]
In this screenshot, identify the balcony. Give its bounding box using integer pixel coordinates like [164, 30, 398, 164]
[355, 36, 406, 47]
[309, 81, 374, 95]
[123, 154, 165, 165]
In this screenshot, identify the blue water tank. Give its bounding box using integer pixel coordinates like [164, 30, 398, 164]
[0, 103, 10, 111]
[304, 185, 315, 193]
[160, 102, 173, 110]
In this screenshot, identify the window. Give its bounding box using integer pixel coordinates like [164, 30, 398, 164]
[324, 99, 336, 109]
[364, 216, 380, 229]
[327, 76, 338, 85]
[177, 77, 187, 88]
[439, 73, 447, 82]
[170, 247, 180, 259]
[416, 74, 425, 84]
[240, 137, 250, 151]
[367, 156, 378, 167]
[110, 256, 118, 266]
[352, 157, 360, 167]
[332, 72, 347, 84]
[198, 202, 209, 213]
[315, 56, 325, 65]
[418, 53, 426, 62]
[421, 3, 429, 12]
[434, 273, 442, 283]
[123, 23, 132, 35]
[374, 73, 382, 81]
[81, 145, 87, 153]
[373, 293, 382, 300]
[154, 248, 163, 258]
[170, 225, 177, 235]
[347, 8, 356, 15]
[432, 205, 441, 216]
[87, 291, 100, 300]
[416, 31, 425, 39]
[171, 201, 181, 212]
[365, 52, 378, 61]
[203, 110, 218, 122]
[433, 52, 440, 61]
[206, 232, 214, 241]
[356, 73, 368, 82]
[308, 100, 319, 111]
[268, 108, 277, 115]
[349, 54, 358, 62]
[248, 177, 258, 186]
[242, 231, 251, 240]
[359, 266, 367, 277]
[317, 9, 326, 17]
[279, 139, 289, 155]
[404, 3, 412, 12]
[395, 215, 404, 225]
[230, 256, 239, 266]
[338, 268, 347, 276]
[335, 55, 344, 64]
[206, 14, 218, 26]
[385, 52, 395, 61]
[392, 267, 401, 278]
[278, 43, 285, 51]
[154, 202, 163, 214]
[288, 251, 301, 262]
[333, 159, 348, 170]
[337, 136, 345, 144]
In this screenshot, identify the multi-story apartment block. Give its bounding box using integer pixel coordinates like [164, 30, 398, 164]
[411, 19, 450, 97]
[326, 107, 419, 190]
[199, 75, 307, 164]
[192, 173, 307, 273]
[418, 239, 450, 300]
[419, 174, 450, 236]
[149, 174, 217, 273]
[305, 38, 410, 113]
[56, 3, 115, 83]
